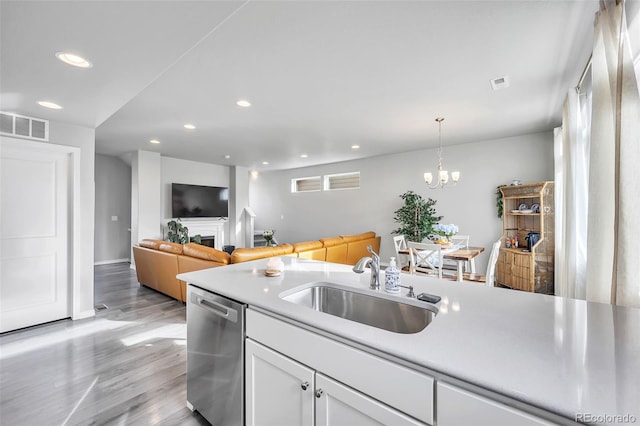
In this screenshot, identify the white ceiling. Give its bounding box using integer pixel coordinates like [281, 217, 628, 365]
[1, 0, 599, 171]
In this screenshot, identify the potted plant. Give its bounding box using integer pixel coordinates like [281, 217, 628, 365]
[433, 223, 459, 243]
[262, 230, 276, 246]
[167, 219, 201, 244]
[392, 191, 442, 243]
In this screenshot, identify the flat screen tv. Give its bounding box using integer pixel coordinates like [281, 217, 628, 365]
[171, 183, 229, 218]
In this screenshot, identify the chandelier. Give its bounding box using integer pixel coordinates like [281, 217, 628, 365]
[424, 117, 460, 189]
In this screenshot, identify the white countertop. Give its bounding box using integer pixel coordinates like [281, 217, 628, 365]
[178, 257, 640, 424]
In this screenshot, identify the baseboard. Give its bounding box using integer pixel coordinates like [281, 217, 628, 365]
[94, 258, 130, 266]
[72, 309, 96, 320]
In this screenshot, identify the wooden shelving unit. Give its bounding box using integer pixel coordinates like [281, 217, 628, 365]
[496, 181, 554, 294]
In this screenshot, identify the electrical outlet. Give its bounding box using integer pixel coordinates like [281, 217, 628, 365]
[111, 216, 118, 221]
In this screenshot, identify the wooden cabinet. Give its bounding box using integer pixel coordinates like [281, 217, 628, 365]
[496, 181, 554, 294]
[437, 382, 555, 426]
[245, 338, 423, 426]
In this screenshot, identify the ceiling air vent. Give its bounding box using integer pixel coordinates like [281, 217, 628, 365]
[490, 75, 510, 91]
[0, 112, 49, 141]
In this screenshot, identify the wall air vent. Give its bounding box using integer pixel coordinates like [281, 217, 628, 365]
[0, 112, 49, 141]
[490, 75, 510, 91]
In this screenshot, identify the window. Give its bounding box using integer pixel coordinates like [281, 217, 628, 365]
[291, 176, 321, 193]
[324, 172, 360, 191]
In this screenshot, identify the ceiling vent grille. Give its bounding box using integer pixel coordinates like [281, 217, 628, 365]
[0, 112, 49, 141]
[490, 76, 510, 91]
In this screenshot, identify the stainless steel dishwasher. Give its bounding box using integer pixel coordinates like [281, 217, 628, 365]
[187, 284, 246, 426]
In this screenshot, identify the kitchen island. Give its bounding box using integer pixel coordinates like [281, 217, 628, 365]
[178, 257, 640, 425]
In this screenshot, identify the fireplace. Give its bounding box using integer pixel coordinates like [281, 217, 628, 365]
[182, 219, 225, 250]
[199, 235, 215, 248]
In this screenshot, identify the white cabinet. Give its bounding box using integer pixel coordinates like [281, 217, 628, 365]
[437, 382, 556, 426]
[246, 309, 434, 424]
[246, 339, 314, 426]
[246, 338, 424, 426]
[315, 373, 423, 426]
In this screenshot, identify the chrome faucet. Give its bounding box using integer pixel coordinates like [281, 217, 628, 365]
[352, 245, 381, 290]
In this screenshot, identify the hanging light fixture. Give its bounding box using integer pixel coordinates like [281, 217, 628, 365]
[424, 117, 460, 188]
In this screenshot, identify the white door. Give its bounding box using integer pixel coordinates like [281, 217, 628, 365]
[1, 137, 70, 332]
[315, 373, 425, 426]
[245, 339, 315, 426]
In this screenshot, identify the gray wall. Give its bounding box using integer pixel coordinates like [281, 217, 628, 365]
[250, 131, 554, 273]
[95, 154, 131, 263]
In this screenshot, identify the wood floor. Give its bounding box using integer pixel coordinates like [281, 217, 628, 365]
[0, 262, 210, 426]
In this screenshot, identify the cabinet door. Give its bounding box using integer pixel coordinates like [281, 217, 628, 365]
[245, 339, 314, 426]
[437, 382, 555, 426]
[315, 373, 425, 426]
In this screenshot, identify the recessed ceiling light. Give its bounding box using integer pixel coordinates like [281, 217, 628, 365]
[262, 161, 269, 165]
[351, 145, 360, 149]
[55, 52, 92, 68]
[37, 101, 63, 109]
[300, 154, 308, 158]
[224, 155, 231, 159]
[149, 139, 160, 144]
[183, 123, 196, 130]
[236, 100, 251, 108]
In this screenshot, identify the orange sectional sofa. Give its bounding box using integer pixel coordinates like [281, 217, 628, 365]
[132, 231, 381, 302]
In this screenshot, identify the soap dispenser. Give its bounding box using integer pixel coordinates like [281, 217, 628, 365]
[385, 257, 401, 293]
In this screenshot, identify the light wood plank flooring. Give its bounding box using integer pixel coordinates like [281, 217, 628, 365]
[0, 262, 210, 425]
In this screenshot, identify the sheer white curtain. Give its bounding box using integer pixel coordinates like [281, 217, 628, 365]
[554, 82, 590, 300]
[586, 0, 640, 307]
[557, 0, 640, 307]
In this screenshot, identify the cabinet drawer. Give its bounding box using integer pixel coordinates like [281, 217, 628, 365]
[437, 382, 556, 426]
[247, 309, 434, 425]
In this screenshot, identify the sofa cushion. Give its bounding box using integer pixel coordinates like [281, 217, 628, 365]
[293, 240, 323, 253]
[231, 244, 293, 263]
[183, 243, 230, 265]
[158, 241, 184, 255]
[297, 247, 327, 261]
[345, 235, 381, 265]
[139, 239, 163, 250]
[340, 231, 376, 243]
[276, 243, 294, 255]
[320, 237, 344, 248]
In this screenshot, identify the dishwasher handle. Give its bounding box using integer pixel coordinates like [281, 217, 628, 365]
[192, 294, 239, 323]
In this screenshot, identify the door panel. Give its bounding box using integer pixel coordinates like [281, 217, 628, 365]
[315, 374, 424, 426]
[437, 382, 554, 426]
[245, 339, 314, 426]
[1, 138, 70, 332]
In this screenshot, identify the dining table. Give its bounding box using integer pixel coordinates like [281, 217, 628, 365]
[399, 245, 485, 282]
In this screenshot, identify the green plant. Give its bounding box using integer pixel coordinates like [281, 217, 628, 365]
[392, 191, 442, 243]
[496, 185, 506, 219]
[167, 220, 189, 244]
[166, 219, 202, 244]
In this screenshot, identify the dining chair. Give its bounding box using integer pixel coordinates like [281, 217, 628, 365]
[392, 235, 409, 270]
[454, 240, 501, 285]
[407, 242, 442, 279]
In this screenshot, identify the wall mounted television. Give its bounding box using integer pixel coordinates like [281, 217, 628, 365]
[171, 183, 229, 218]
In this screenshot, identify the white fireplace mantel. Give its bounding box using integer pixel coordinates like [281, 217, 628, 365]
[177, 219, 226, 250]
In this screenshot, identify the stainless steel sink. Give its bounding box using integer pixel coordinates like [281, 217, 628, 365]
[281, 282, 437, 334]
